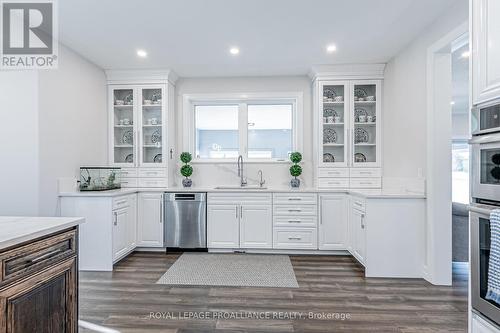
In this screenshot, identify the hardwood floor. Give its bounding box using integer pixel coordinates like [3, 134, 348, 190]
[79, 253, 468, 333]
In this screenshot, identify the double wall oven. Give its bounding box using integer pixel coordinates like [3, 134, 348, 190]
[470, 100, 500, 326]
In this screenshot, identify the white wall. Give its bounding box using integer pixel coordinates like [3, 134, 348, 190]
[0, 71, 39, 215]
[175, 76, 312, 188]
[383, 0, 468, 190]
[0, 44, 107, 216]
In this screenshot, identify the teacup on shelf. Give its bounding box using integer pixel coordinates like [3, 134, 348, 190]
[366, 96, 375, 101]
[358, 115, 367, 123]
[367, 116, 374, 122]
[334, 96, 343, 102]
[333, 116, 341, 123]
[358, 97, 365, 102]
[327, 116, 334, 123]
[144, 99, 152, 105]
[115, 100, 124, 106]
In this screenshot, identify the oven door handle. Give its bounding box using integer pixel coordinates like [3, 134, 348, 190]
[469, 204, 498, 216]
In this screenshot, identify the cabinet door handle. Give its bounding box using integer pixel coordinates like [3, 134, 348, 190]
[170, 148, 174, 159]
[235, 206, 238, 219]
[288, 236, 302, 240]
[240, 206, 243, 218]
[288, 198, 302, 201]
[360, 214, 365, 229]
[160, 202, 163, 224]
[113, 211, 118, 226]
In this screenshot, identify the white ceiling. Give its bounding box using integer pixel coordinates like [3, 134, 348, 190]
[59, 0, 458, 77]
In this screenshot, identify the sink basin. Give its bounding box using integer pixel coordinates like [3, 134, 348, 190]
[214, 185, 268, 190]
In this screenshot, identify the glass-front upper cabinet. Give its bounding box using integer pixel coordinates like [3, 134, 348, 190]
[351, 81, 381, 167]
[140, 87, 165, 166]
[319, 81, 349, 167]
[111, 87, 136, 166]
[109, 85, 166, 167]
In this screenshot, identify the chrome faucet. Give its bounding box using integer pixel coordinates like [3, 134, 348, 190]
[258, 170, 266, 188]
[237, 155, 247, 186]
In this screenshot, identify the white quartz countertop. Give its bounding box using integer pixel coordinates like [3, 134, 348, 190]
[59, 187, 425, 199]
[0, 216, 84, 250]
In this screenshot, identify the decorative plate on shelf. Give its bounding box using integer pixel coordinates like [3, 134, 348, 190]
[354, 88, 367, 99]
[323, 153, 335, 163]
[125, 154, 133, 163]
[323, 109, 339, 117]
[151, 91, 162, 102]
[354, 128, 369, 143]
[153, 154, 162, 163]
[122, 130, 133, 144]
[354, 153, 367, 163]
[124, 93, 133, 105]
[323, 128, 337, 144]
[323, 88, 336, 99]
[354, 108, 368, 122]
[151, 129, 162, 144]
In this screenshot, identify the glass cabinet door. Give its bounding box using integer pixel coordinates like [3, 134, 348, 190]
[352, 81, 379, 166]
[112, 88, 135, 165]
[320, 82, 348, 167]
[139, 87, 165, 166]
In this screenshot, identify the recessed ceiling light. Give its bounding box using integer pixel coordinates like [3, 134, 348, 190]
[136, 49, 148, 58]
[229, 47, 240, 55]
[450, 101, 455, 105]
[326, 44, 337, 53]
[461, 50, 470, 58]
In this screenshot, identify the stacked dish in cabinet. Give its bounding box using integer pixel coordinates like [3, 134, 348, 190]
[272, 193, 318, 249]
[316, 79, 382, 189]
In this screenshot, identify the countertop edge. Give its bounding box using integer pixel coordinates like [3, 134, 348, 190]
[0, 217, 84, 251]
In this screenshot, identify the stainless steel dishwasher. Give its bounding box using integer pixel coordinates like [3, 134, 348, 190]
[164, 192, 207, 248]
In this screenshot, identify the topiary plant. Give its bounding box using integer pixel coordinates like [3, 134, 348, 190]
[180, 152, 193, 187]
[289, 152, 302, 187]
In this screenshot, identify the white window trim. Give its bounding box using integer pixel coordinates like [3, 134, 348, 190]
[182, 92, 303, 163]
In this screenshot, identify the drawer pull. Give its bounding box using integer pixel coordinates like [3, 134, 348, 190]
[29, 249, 63, 264]
[288, 209, 301, 212]
[115, 199, 127, 206]
[288, 198, 302, 201]
[359, 171, 371, 175]
[354, 201, 363, 207]
[288, 236, 302, 240]
[288, 220, 301, 223]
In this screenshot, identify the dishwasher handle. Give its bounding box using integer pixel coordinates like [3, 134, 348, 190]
[164, 192, 206, 202]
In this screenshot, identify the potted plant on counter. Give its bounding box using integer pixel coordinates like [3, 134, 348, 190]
[289, 152, 302, 188]
[180, 152, 193, 187]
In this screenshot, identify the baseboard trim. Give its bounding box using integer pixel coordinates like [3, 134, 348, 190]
[208, 248, 350, 255]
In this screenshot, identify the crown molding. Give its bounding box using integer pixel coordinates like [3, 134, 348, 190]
[308, 63, 386, 81]
[105, 69, 178, 85]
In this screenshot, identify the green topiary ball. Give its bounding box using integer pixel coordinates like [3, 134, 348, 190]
[180, 152, 192, 164]
[180, 164, 193, 177]
[290, 152, 302, 164]
[290, 164, 302, 177]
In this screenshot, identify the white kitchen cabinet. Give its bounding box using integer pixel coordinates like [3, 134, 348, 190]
[312, 66, 384, 189]
[112, 207, 130, 261]
[207, 193, 273, 249]
[129, 194, 137, 248]
[207, 204, 239, 248]
[137, 192, 164, 247]
[472, 0, 500, 105]
[319, 194, 348, 250]
[240, 205, 272, 248]
[350, 206, 366, 265]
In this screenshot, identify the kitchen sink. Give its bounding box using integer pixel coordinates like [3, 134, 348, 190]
[214, 185, 268, 190]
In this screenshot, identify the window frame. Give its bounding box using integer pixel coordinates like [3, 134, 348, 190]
[183, 92, 303, 163]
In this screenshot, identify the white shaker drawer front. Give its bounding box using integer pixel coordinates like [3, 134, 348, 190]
[349, 178, 381, 189]
[137, 178, 167, 188]
[208, 193, 272, 205]
[120, 178, 138, 188]
[273, 216, 317, 228]
[113, 195, 131, 210]
[317, 178, 349, 188]
[120, 168, 138, 178]
[350, 168, 381, 178]
[138, 168, 167, 178]
[274, 205, 317, 216]
[318, 168, 349, 178]
[273, 193, 317, 205]
[273, 228, 318, 249]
